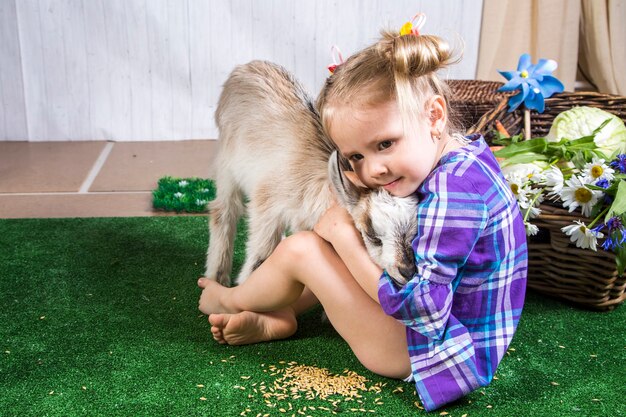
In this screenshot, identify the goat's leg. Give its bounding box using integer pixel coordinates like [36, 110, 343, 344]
[236, 195, 284, 285]
[205, 176, 245, 286]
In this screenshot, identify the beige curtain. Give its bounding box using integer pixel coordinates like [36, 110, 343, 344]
[578, 0, 626, 95]
[477, 0, 626, 95]
[476, 0, 580, 91]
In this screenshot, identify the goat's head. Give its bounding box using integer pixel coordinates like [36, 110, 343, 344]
[328, 151, 418, 286]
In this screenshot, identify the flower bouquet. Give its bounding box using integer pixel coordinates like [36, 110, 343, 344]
[470, 54, 626, 309]
[494, 111, 626, 272]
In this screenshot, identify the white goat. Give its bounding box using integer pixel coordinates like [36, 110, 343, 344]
[205, 60, 418, 286]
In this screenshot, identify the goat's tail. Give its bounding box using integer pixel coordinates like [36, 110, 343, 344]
[205, 167, 244, 286]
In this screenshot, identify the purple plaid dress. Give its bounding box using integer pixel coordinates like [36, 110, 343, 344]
[378, 135, 528, 411]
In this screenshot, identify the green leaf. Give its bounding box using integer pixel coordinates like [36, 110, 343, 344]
[493, 138, 549, 158]
[498, 153, 549, 167]
[605, 180, 626, 222]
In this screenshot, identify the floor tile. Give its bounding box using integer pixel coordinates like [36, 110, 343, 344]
[89, 140, 218, 192]
[0, 141, 106, 193]
[0, 192, 205, 219]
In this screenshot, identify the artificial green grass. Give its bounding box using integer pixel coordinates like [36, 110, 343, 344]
[152, 177, 215, 213]
[1, 217, 624, 417]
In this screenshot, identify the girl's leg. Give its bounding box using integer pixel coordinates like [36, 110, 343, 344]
[207, 288, 318, 345]
[199, 231, 410, 379]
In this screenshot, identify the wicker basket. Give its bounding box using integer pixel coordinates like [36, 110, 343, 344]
[447, 80, 512, 131]
[468, 90, 626, 311]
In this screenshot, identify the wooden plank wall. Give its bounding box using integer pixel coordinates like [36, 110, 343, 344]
[0, 0, 483, 141]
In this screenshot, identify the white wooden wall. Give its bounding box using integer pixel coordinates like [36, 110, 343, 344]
[0, 0, 483, 142]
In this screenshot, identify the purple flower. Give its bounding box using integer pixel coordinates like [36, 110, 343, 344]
[601, 217, 626, 251]
[595, 178, 610, 189]
[610, 154, 626, 174]
[498, 53, 564, 113]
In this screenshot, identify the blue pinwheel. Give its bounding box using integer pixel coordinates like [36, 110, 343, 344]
[498, 53, 564, 113]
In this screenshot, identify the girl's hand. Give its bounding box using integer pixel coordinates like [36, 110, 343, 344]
[314, 202, 359, 245]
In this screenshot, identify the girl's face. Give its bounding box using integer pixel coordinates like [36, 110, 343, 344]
[329, 98, 445, 198]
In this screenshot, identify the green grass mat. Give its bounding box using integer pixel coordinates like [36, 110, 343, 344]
[152, 177, 215, 213]
[1, 217, 624, 417]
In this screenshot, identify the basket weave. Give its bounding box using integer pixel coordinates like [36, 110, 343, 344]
[447, 80, 512, 131]
[468, 89, 626, 310]
[469, 91, 626, 141]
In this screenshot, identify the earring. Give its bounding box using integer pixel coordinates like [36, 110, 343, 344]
[432, 132, 441, 141]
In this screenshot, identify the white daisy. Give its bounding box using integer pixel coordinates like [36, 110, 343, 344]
[519, 188, 544, 219]
[543, 166, 564, 197]
[525, 222, 539, 236]
[174, 192, 184, 199]
[196, 199, 208, 206]
[505, 173, 532, 206]
[561, 220, 604, 251]
[501, 163, 544, 182]
[583, 158, 615, 183]
[559, 175, 602, 217]
[178, 180, 189, 187]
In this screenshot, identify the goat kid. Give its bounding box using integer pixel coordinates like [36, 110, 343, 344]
[205, 60, 417, 287]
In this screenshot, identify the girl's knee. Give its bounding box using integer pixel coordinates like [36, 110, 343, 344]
[355, 351, 411, 380]
[278, 231, 329, 259]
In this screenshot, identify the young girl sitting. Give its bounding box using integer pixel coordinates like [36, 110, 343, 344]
[198, 17, 528, 411]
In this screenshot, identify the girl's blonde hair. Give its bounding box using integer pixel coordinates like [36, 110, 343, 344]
[317, 29, 459, 138]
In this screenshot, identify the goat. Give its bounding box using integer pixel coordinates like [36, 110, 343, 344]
[205, 60, 417, 287]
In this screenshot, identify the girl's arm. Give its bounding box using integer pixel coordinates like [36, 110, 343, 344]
[314, 204, 383, 302]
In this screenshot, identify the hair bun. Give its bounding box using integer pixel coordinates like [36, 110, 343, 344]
[380, 31, 453, 78]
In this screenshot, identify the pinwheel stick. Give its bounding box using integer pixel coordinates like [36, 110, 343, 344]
[524, 109, 531, 141]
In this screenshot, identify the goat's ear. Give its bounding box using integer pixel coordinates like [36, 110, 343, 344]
[328, 150, 361, 208]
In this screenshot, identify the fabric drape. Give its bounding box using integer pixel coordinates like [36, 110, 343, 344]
[477, 0, 626, 95]
[476, 0, 580, 91]
[578, 0, 626, 95]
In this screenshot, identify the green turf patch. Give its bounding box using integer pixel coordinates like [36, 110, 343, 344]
[1, 217, 624, 416]
[152, 176, 215, 213]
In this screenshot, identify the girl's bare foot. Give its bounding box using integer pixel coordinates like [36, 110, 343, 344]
[198, 278, 234, 315]
[208, 309, 297, 345]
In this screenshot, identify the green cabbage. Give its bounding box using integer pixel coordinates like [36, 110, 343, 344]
[546, 106, 626, 158]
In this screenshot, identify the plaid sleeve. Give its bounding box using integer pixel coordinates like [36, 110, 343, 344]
[378, 166, 488, 340]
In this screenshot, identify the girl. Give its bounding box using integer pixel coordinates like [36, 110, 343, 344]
[198, 18, 528, 411]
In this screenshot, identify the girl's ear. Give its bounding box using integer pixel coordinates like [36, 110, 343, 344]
[427, 95, 447, 135]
